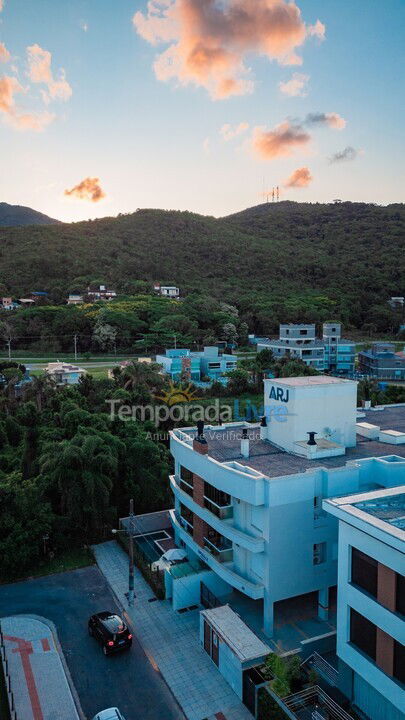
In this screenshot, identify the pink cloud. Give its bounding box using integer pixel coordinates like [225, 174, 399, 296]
[0, 74, 54, 131]
[0, 43, 10, 63]
[284, 166, 312, 188]
[133, 0, 325, 99]
[0, 0, 4, 11]
[64, 177, 106, 203]
[252, 120, 310, 160]
[26, 44, 72, 101]
[279, 71, 309, 97]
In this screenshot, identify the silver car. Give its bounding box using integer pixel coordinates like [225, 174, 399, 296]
[91, 709, 126, 720]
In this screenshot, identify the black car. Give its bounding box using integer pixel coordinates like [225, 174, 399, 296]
[88, 612, 132, 656]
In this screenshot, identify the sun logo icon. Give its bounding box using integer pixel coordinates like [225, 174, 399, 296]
[155, 381, 197, 407]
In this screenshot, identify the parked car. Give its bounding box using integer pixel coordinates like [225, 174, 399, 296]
[88, 612, 132, 655]
[91, 709, 126, 720]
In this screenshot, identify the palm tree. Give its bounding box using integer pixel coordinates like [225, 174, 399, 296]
[23, 374, 56, 412]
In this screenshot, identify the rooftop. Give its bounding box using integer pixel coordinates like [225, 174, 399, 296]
[271, 375, 354, 387]
[354, 493, 405, 531]
[324, 486, 405, 544]
[201, 604, 270, 662]
[181, 404, 405, 479]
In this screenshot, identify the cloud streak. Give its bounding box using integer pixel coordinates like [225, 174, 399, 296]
[329, 146, 360, 163]
[220, 121, 249, 141]
[252, 120, 310, 160]
[64, 177, 106, 202]
[0, 43, 10, 63]
[284, 166, 312, 187]
[133, 0, 325, 99]
[279, 71, 309, 97]
[305, 111, 346, 129]
[26, 44, 72, 102]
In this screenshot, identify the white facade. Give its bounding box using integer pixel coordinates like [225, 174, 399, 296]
[169, 378, 405, 638]
[324, 487, 405, 720]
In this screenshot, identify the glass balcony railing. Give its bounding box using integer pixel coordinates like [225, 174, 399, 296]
[203, 535, 233, 563]
[180, 479, 194, 498]
[176, 510, 194, 536]
[203, 496, 233, 520]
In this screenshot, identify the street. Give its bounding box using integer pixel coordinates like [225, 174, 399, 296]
[0, 565, 185, 720]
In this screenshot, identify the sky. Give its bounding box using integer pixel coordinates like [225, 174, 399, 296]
[0, 0, 404, 222]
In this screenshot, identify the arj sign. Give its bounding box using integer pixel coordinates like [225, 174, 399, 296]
[269, 385, 289, 403]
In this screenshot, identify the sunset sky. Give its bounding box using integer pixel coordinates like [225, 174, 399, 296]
[0, 0, 404, 222]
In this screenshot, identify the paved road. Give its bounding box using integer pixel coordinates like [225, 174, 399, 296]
[0, 566, 185, 720]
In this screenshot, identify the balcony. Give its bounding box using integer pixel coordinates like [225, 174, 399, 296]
[180, 479, 194, 498]
[177, 507, 193, 536]
[203, 533, 233, 563]
[203, 492, 233, 520]
[170, 475, 265, 553]
[170, 509, 264, 599]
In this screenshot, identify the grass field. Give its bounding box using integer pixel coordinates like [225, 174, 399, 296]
[0, 547, 95, 585]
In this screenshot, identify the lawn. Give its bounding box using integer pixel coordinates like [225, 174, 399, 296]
[0, 547, 95, 585]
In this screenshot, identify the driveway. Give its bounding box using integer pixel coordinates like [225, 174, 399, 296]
[0, 565, 184, 720]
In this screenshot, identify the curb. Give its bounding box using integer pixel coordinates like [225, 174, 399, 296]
[0, 613, 86, 720]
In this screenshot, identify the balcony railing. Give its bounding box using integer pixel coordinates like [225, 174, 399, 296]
[180, 479, 194, 498]
[204, 496, 233, 520]
[176, 511, 193, 536]
[203, 535, 233, 563]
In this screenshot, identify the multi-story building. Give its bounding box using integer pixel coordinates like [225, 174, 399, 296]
[324, 486, 404, 720]
[86, 284, 117, 300]
[156, 346, 237, 383]
[358, 343, 405, 380]
[169, 376, 405, 639]
[257, 322, 355, 375]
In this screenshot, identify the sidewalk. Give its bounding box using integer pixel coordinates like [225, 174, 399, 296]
[93, 541, 253, 720]
[0, 615, 81, 720]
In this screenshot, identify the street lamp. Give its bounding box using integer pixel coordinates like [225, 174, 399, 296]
[112, 498, 135, 607]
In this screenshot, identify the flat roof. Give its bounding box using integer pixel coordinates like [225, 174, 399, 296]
[354, 493, 405, 531]
[201, 605, 270, 662]
[324, 486, 405, 545]
[268, 375, 355, 387]
[182, 405, 405, 479]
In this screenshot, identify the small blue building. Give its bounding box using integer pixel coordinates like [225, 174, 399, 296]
[156, 347, 237, 383]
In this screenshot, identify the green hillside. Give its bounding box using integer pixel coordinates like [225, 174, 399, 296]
[1, 201, 404, 332]
[0, 202, 60, 227]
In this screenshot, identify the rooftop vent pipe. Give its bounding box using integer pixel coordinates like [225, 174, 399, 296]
[307, 431, 317, 446]
[241, 427, 250, 458]
[260, 415, 268, 441]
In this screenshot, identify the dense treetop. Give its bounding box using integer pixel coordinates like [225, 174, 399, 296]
[0, 201, 404, 334]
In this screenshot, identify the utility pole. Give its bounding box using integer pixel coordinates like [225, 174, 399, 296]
[173, 334, 177, 349]
[6, 337, 11, 360]
[128, 498, 135, 607]
[74, 334, 78, 362]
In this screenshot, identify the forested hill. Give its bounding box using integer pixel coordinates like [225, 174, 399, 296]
[0, 201, 404, 329]
[0, 202, 60, 227]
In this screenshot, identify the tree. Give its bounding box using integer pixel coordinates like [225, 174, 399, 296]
[92, 317, 117, 350]
[226, 368, 251, 395]
[222, 323, 238, 345]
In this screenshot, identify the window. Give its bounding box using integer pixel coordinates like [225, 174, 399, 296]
[208, 362, 221, 369]
[396, 573, 405, 616]
[350, 609, 376, 661]
[300, 329, 308, 335]
[393, 641, 405, 684]
[351, 548, 378, 597]
[313, 542, 326, 565]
